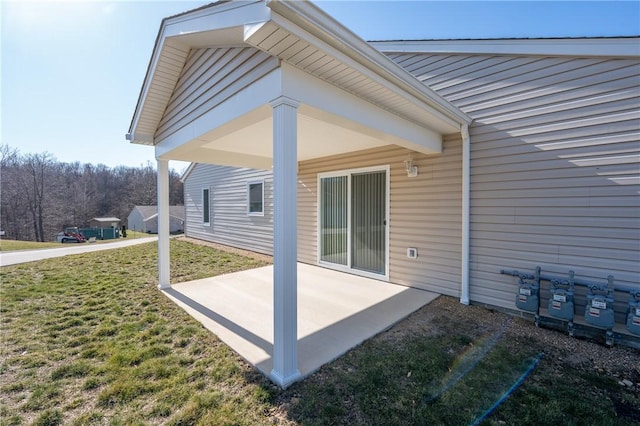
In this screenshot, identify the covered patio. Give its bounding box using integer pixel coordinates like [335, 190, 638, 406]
[127, 0, 470, 387]
[163, 262, 439, 379]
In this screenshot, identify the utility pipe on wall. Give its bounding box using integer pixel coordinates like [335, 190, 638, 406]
[461, 124, 471, 305]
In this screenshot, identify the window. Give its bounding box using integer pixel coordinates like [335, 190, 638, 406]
[318, 166, 389, 279]
[202, 188, 210, 225]
[247, 180, 264, 216]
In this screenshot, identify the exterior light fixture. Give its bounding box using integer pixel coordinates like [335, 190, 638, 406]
[404, 155, 418, 177]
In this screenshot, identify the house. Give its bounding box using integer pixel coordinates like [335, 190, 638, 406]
[127, 0, 639, 387]
[127, 205, 185, 234]
[88, 217, 120, 228]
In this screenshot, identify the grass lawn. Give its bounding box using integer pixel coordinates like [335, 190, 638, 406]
[0, 240, 61, 251]
[0, 231, 154, 252]
[1, 239, 638, 425]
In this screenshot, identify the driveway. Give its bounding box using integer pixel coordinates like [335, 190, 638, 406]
[0, 237, 158, 266]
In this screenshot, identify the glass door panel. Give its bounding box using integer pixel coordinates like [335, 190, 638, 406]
[320, 176, 348, 265]
[351, 171, 386, 274]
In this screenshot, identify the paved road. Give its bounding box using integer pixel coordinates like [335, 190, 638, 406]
[0, 237, 158, 266]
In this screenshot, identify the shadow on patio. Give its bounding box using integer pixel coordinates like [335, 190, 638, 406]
[162, 263, 439, 381]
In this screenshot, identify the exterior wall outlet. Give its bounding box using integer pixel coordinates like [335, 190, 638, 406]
[407, 247, 418, 259]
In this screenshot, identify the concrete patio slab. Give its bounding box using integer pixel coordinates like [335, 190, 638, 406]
[162, 263, 438, 383]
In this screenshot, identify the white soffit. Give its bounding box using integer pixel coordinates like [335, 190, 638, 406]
[246, 0, 470, 134]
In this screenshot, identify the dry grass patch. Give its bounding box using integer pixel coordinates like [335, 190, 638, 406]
[0, 240, 61, 251]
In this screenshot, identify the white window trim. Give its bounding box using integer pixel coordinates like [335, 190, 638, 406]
[247, 179, 265, 216]
[202, 187, 211, 226]
[316, 165, 390, 281]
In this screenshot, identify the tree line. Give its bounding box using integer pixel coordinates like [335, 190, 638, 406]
[1, 145, 183, 242]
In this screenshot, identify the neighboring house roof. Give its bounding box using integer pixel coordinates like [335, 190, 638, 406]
[131, 206, 185, 222]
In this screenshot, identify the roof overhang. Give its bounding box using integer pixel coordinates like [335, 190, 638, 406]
[126, 0, 470, 168]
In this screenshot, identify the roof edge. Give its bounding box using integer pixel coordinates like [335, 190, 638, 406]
[370, 37, 640, 58]
[180, 163, 197, 183]
[266, 0, 471, 127]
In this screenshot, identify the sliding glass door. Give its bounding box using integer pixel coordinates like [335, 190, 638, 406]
[319, 167, 388, 277]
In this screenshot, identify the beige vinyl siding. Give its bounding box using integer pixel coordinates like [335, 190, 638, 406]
[386, 52, 640, 317]
[184, 164, 273, 255]
[298, 139, 462, 297]
[155, 47, 279, 143]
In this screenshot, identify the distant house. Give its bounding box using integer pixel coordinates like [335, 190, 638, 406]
[127, 205, 184, 234]
[89, 217, 120, 228]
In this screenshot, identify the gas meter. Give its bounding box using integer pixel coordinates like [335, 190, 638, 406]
[627, 291, 640, 336]
[516, 275, 539, 313]
[548, 271, 575, 321]
[584, 278, 615, 330]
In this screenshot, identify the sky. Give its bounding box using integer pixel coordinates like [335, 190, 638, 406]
[2, 1, 639, 173]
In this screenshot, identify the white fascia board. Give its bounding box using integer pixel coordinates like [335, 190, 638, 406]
[266, 0, 470, 127]
[281, 63, 442, 154]
[155, 68, 282, 159]
[161, 1, 269, 39]
[126, 132, 155, 145]
[371, 38, 640, 58]
[128, 36, 188, 141]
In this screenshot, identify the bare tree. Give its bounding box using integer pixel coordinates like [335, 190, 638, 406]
[0, 145, 184, 241]
[19, 153, 55, 241]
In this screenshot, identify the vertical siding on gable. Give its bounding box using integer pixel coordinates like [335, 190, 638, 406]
[184, 164, 273, 255]
[298, 140, 463, 297]
[155, 47, 279, 143]
[388, 52, 640, 318]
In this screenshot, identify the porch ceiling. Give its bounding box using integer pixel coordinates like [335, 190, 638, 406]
[155, 96, 428, 169]
[127, 0, 471, 167]
[200, 108, 390, 164]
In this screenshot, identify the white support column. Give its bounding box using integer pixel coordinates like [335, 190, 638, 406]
[269, 96, 301, 388]
[157, 159, 171, 290]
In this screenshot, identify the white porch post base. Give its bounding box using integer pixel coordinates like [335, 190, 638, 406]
[157, 159, 171, 290]
[270, 368, 301, 389]
[270, 96, 301, 387]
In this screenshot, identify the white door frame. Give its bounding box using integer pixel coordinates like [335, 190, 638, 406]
[317, 165, 390, 281]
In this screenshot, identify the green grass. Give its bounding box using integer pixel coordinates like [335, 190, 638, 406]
[1, 240, 638, 425]
[281, 311, 639, 426]
[1, 240, 274, 425]
[0, 240, 61, 251]
[121, 230, 155, 239]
